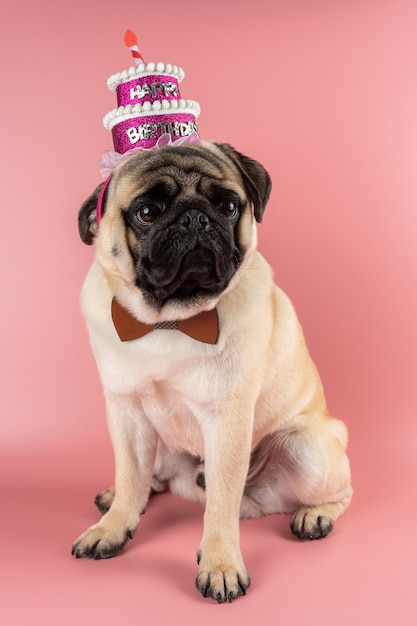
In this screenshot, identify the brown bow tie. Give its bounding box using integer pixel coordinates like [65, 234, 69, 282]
[111, 298, 219, 344]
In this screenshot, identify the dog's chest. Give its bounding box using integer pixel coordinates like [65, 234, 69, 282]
[139, 379, 205, 456]
[88, 303, 228, 456]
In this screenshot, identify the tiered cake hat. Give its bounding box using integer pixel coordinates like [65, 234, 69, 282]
[100, 30, 200, 172]
[96, 30, 201, 221]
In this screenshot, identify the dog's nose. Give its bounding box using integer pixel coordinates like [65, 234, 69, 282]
[179, 209, 210, 231]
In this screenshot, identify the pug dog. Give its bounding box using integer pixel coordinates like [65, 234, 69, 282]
[72, 141, 352, 603]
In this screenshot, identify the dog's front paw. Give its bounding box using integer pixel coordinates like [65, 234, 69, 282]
[195, 547, 250, 603]
[290, 505, 334, 540]
[72, 520, 136, 560]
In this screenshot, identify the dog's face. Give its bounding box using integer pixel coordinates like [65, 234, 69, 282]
[79, 141, 271, 320]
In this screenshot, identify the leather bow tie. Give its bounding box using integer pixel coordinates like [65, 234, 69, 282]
[111, 297, 219, 344]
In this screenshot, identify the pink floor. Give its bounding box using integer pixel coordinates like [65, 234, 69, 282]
[2, 0, 417, 624]
[2, 414, 416, 625]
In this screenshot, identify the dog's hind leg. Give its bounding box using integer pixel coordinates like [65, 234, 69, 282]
[153, 450, 206, 505]
[241, 415, 352, 537]
[286, 416, 352, 539]
[95, 487, 115, 514]
[94, 476, 166, 515]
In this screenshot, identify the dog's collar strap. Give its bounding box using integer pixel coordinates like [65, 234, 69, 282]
[96, 174, 112, 225]
[111, 297, 219, 344]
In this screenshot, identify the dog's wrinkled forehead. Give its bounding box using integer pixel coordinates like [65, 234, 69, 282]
[110, 143, 246, 202]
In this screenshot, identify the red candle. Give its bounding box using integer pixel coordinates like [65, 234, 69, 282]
[124, 29, 145, 65]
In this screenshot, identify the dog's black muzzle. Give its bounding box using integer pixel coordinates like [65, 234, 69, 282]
[137, 208, 241, 305]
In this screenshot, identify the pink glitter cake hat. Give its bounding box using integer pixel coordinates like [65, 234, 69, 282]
[99, 30, 200, 177]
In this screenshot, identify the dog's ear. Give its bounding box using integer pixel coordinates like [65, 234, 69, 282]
[215, 143, 272, 222]
[78, 182, 105, 245]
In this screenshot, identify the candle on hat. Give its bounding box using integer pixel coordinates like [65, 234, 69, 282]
[124, 29, 145, 65]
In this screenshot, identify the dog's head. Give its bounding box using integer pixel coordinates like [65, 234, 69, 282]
[79, 141, 271, 321]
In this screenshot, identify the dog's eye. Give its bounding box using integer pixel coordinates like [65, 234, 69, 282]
[222, 199, 239, 220]
[136, 205, 162, 224]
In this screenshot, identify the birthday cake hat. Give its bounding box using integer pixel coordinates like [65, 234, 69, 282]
[99, 30, 200, 176]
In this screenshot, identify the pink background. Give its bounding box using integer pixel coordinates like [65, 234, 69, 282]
[1, 0, 417, 623]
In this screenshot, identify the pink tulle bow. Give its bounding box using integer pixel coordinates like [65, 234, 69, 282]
[98, 131, 201, 178]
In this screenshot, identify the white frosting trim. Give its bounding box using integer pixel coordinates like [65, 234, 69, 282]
[103, 99, 201, 130]
[107, 62, 185, 91]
